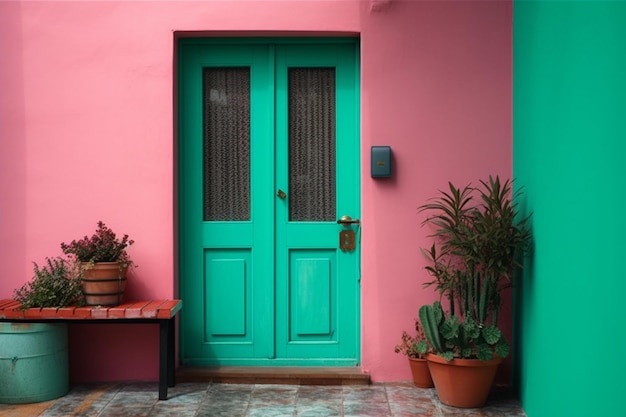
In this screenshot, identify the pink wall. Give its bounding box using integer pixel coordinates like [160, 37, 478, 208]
[0, 0, 511, 383]
[359, 1, 512, 381]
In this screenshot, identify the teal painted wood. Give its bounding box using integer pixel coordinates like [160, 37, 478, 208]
[179, 39, 360, 366]
[179, 43, 274, 363]
[274, 44, 360, 363]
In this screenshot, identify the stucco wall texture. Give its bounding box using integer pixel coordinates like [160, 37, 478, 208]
[0, 1, 512, 383]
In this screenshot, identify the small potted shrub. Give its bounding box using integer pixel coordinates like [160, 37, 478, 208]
[14, 257, 84, 309]
[61, 221, 134, 306]
[417, 176, 532, 408]
[394, 319, 433, 388]
[3, 257, 79, 403]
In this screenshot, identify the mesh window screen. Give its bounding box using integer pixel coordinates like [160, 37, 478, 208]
[203, 67, 251, 221]
[288, 68, 337, 222]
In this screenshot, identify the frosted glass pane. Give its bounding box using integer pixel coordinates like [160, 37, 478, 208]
[203, 68, 251, 221]
[288, 68, 336, 222]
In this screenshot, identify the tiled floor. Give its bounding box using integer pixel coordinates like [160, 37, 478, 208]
[0, 382, 526, 417]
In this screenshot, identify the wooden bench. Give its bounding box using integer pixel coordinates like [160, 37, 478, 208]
[0, 299, 182, 400]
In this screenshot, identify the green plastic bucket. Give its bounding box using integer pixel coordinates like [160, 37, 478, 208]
[0, 322, 69, 404]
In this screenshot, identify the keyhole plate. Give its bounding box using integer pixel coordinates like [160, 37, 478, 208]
[340, 230, 356, 251]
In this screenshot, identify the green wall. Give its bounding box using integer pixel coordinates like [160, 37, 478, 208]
[514, 2, 626, 416]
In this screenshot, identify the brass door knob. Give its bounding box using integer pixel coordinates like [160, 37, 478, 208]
[337, 215, 360, 226]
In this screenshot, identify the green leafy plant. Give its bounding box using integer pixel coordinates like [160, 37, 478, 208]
[394, 318, 430, 359]
[61, 221, 134, 267]
[417, 176, 531, 361]
[14, 257, 84, 309]
[419, 301, 509, 361]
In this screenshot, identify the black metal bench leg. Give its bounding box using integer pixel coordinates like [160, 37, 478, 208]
[167, 317, 175, 387]
[159, 319, 170, 400]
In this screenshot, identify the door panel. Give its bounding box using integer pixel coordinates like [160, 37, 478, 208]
[204, 250, 250, 338]
[179, 39, 359, 366]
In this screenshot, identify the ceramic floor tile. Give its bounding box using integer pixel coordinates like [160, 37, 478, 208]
[195, 409, 247, 417]
[196, 400, 249, 417]
[98, 404, 153, 417]
[295, 387, 342, 417]
[435, 403, 490, 417]
[0, 401, 56, 417]
[385, 384, 435, 402]
[147, 402, 199, 417]
[246, 404, 296, 417]
[296, 396, 341, 405]
[39, 383, 119, 417]
[343, 401, 392, 417]
[343, 385, 388, 404]
[297, 394, 342, 404]
[211, 383, 255, 393]
[204, 396, 250, 406]
[107, 394, 156, 407]
[160, 383, 208, 404]
[297, 385, 343, 401]
[480, 401, 528, 417]
[205, 385, 252, 402]
[119, 381, 162, 393]
[389, 402, 439, 417]
[295, 404, 342, 417]
[250, 385, 298, 407]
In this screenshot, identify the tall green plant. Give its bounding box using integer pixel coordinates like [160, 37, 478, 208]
[418, 176, 531, 360]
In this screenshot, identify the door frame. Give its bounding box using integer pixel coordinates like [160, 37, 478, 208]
[176, 36, 362, 366]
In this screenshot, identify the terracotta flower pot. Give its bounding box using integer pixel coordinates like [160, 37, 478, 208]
[425, 353, 502, 408]
[408, 357, 434, 388]
[81, 262, 128, 306]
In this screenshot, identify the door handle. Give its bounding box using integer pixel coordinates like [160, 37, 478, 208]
[338, 215, 359, 251]
[337, 215, 360, 226]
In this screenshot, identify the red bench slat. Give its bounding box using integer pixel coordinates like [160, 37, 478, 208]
[126, 301, 151, 318]
[108, 303, 137, 318]
[156, 300, 182, 319]
[141, 300, 167, 318]
[0, 299, 19, 310]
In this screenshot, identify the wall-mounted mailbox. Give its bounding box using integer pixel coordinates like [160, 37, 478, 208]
[371, 146, 392, 178]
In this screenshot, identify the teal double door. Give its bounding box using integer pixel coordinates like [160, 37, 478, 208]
[178, 39, 360, 366]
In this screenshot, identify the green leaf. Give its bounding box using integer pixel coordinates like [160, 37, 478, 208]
[441, 316, 459, 340]
[482, 325, 502, 345]
[476, 344, 493, 361]
[460, 347, 473, 358]
[441, 351, 455, 361]
[461, 319, 480, 339]
[433, 301, 443, 324]
[416, 340, 428, 356]
[495, 337, 510, 359]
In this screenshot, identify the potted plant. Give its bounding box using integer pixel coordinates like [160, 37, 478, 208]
[3, 257, 82, 403]
[13, 257, 84, 309]
[61, 221, 134, 306]
[394, 319, 433, 388]
[417, 176, 531, 408]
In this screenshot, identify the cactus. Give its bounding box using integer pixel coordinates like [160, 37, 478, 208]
[419, 301, 444, 353]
